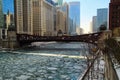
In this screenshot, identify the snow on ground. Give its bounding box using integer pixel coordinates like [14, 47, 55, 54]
[116, 68, 120, 79]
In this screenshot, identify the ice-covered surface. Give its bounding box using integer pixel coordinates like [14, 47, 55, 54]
[31, 42, 89, 49]
[115, 64, 120, 79]
[0, 42, 88, 80]
[116, 68, 120, 79]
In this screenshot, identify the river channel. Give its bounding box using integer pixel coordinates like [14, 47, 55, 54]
[0, 42, 89, 80]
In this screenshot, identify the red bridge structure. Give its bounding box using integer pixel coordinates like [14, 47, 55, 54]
[17, 32, 103, 46]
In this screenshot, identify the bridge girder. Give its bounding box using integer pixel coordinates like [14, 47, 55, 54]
[16, 32, 102, 46]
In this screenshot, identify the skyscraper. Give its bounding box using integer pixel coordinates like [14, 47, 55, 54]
[0, 0, 3, 28]
[4, 10, 14, 30]
[109, 0, 120, 37]
[57, 0, 63, 6]
[69, 2, 80, 35]
[14, 0, 33, 35]
[0, 0, 4, 39]
[53, 0, 63, 6]
[14, 0, 55, 36]
[32, 0, 54, 36]
[46, 0, 56, 6]
[97, 8, 108, 31]
[60, 2, 69, 34]
[92, 16, 97, 32]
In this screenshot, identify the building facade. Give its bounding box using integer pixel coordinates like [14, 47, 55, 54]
[4, 10, 14, 30]
[69, 2, 80, 35]
[109, 0, 120, 37]
[14, 0, 33, 35]
[41, 0, 55, 36]
[0, 0, 3, 28]
[92, 16, 97, 32]
[0, 0, 4, 39]
[56, 9, 66, 36]
[53, 0, 63, 6]
[68, 18, 73, 35]
[32, 0, 41, 36]
[59, 2, 69, 34]
[2, 11, 14, 39]
[46, 0, 56, 6]
[14, 0, 55, 36]
[97, 8, 108, 31]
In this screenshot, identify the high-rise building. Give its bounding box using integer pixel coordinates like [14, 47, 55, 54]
[33, 0, 55, 36]
[110, 0, 120, 3]
[60, 2, 69, 34]
[46, 0, 56, 6]
[4, 10, 14, 30]
[14, 0, 33, 35]
[57, 0, 63, 6]
[68, 18, 73, 35]
[109, 0, 120, 37]
[69, 2, 80, 35]
[0, 0, 4, 39]
[14, 0, 55, 36]
[92, 16, 97, 32]
[53, 0, 63, 6]
[97, 8, 108, 31]
[32, 0, 41, 36]
[2, 10, 14, 39]
[0, 0, 3, 28]
[56, 9, 66, 35]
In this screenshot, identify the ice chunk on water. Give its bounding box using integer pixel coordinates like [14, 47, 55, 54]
[16, 75, 30, 80]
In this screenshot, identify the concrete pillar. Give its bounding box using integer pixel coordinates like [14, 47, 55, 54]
[6, 31, 19, 49]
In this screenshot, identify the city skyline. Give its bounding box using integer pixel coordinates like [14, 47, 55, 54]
[2, 0, 110, 33]
[64, 0, 110, 33]
[0, 1, 120, 79]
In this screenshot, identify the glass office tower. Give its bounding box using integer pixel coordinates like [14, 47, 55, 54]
[69, 2, 80, 35]
[97, 8, 108, 31]
[53, 0, 63, 6]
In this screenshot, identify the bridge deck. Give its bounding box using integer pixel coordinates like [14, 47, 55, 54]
[17, 32, 102, 45]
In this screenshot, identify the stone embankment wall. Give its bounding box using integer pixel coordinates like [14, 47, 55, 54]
[98, 30, 119, 80]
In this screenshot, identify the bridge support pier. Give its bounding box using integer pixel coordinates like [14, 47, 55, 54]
[1, 31, 19, 50]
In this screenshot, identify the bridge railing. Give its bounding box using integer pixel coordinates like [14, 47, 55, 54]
[16, 32, 103, 46]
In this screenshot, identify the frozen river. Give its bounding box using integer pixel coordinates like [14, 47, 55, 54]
[0, 42, 89, 80]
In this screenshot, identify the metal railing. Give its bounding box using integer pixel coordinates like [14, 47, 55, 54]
[78, 48, 119, 80]
[78, 49, 101, 80]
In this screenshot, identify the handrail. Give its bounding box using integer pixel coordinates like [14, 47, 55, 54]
[78, 49, 100, 80]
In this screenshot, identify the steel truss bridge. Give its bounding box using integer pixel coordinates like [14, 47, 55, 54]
[17, 32, 102, 46]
